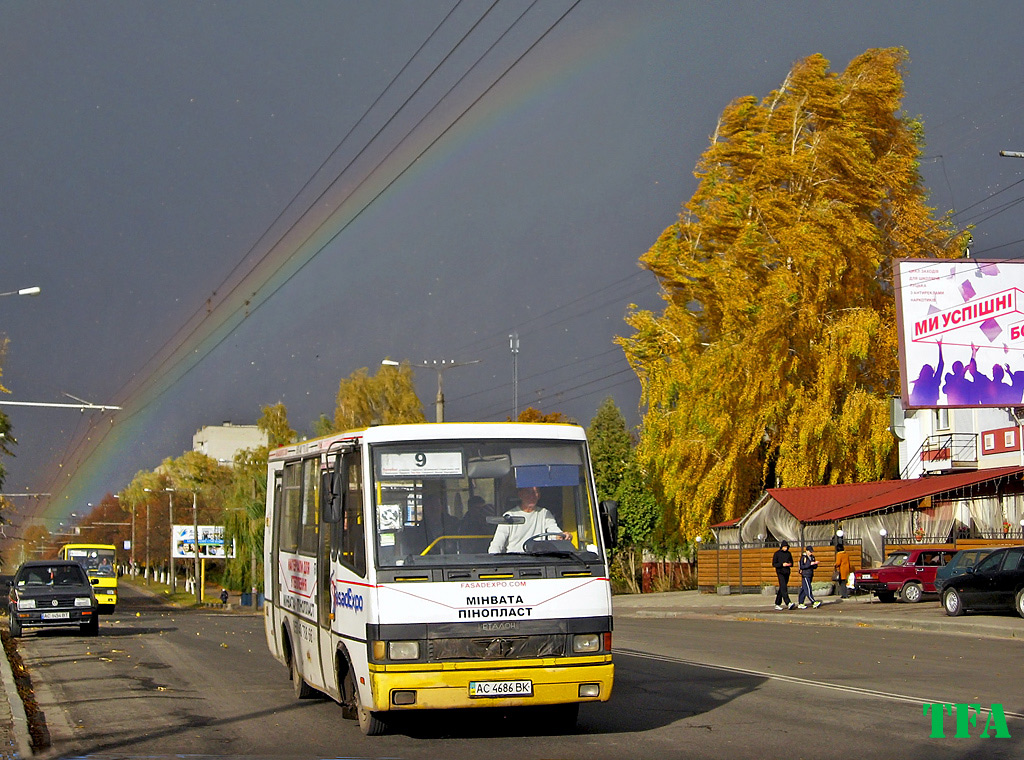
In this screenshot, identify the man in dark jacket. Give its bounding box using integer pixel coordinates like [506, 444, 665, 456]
[771, 542, 796, 610]
[798, 546, 822, 608]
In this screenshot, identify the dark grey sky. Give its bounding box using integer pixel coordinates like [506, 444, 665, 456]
[1, 1, 1022, 533]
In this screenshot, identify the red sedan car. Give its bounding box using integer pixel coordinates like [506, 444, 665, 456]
[853, 548, 958, 603]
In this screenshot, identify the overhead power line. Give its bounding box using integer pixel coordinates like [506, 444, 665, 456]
[40, 1, 586, 510]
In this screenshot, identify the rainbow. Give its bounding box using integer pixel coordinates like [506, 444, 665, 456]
[32, 11, 644, 526]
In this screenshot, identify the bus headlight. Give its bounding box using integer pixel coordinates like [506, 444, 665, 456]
[17, 598, 35, 610]
[388, 641, 420, 660]
[572, 633, 601, 653]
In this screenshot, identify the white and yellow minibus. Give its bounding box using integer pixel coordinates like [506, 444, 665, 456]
[263, 422, 617, 735]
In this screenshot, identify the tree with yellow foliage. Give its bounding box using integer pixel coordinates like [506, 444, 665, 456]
[621, 49, 967, 541]
[512, 407, 576, 424]
[321, 362, 426, 434]
[0, 338, 13, 498]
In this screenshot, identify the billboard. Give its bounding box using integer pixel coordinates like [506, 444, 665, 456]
[895, 259, 1024, 408]
[171, 525, 236, 559]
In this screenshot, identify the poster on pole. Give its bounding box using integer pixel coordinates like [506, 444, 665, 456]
[894, 259, 1024, 408]
[171, 525, 236, 559]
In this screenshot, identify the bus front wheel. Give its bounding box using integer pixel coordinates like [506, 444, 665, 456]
[289, 642, 317, 699]
[342, 666, 386, 736]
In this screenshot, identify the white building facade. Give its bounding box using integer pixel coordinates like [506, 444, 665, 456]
[192, 422, 267, 466]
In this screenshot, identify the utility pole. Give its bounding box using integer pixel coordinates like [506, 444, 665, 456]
[193, 490, 201, 604]
[510, 332, 520, 420]
[145, 501, 151, 584]
[381, 358, 480, 422]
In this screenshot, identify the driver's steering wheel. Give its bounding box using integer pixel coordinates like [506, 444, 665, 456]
[524, 530, 567, 543]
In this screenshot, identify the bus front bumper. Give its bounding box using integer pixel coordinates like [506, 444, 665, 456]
[369, 659, 613, 711]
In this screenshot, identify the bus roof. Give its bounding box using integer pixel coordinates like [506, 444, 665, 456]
[268, 422, 587, 462]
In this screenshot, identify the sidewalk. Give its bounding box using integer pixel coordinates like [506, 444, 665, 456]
[613, 588, 1024, 640]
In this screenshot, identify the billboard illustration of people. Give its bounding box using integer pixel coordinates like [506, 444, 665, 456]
[171, 525, 235, 559]
[895, 259, 1024, 408]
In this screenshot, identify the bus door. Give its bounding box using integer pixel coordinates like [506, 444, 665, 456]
[275, 457, 323, 684]
[319, 447, 368, 700]
[265, 468, 283, 659]
[317, 452, 337, 698]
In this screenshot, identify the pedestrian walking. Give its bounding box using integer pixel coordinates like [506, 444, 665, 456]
[771, 542, 796, 610]
[798, 546, 822, 608]
[834, 543, 852, 599]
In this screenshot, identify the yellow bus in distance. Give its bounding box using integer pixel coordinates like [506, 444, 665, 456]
[60, 544, 117, 613]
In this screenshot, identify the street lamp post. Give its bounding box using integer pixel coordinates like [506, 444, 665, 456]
[509, 333, 519, 420]
[381, 358, 480, 422]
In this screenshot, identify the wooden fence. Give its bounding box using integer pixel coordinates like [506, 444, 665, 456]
[696, 544, 861, 592]
[696, 537, 1023, 593]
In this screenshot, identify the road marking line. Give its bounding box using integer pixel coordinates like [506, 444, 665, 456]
[616, 648, 1024, 720]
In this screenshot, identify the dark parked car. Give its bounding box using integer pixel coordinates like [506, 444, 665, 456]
[941, 546, 1024, 617]
[7, 560, 99, 637]
[852, 548, 957, 603]
[934, 546, 1000, 593]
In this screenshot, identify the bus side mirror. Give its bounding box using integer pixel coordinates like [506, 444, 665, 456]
[599, 500, 619, 550]
[321, 455, 347, 523]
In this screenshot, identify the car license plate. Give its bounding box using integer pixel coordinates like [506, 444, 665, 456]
[469, 680, 533, 698]
[41, 611, 70, 620]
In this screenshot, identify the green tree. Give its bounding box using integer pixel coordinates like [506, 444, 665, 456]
[608, 452, 663, 593]
[121, 451, 232, 578]
[223, 403, 299, 592]
[326, 362, 426, 433]
[222, 446, 269, 593]
[620, 48, 967, 542]
[587, 397, 633, 502]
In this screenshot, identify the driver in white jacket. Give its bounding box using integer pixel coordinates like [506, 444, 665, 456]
[488, 486, 571, 553]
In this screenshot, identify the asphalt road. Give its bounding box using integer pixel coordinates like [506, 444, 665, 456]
[14, 584, 1023, 759]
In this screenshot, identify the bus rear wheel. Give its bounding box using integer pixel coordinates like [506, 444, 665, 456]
[290, 645, 317, 700]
